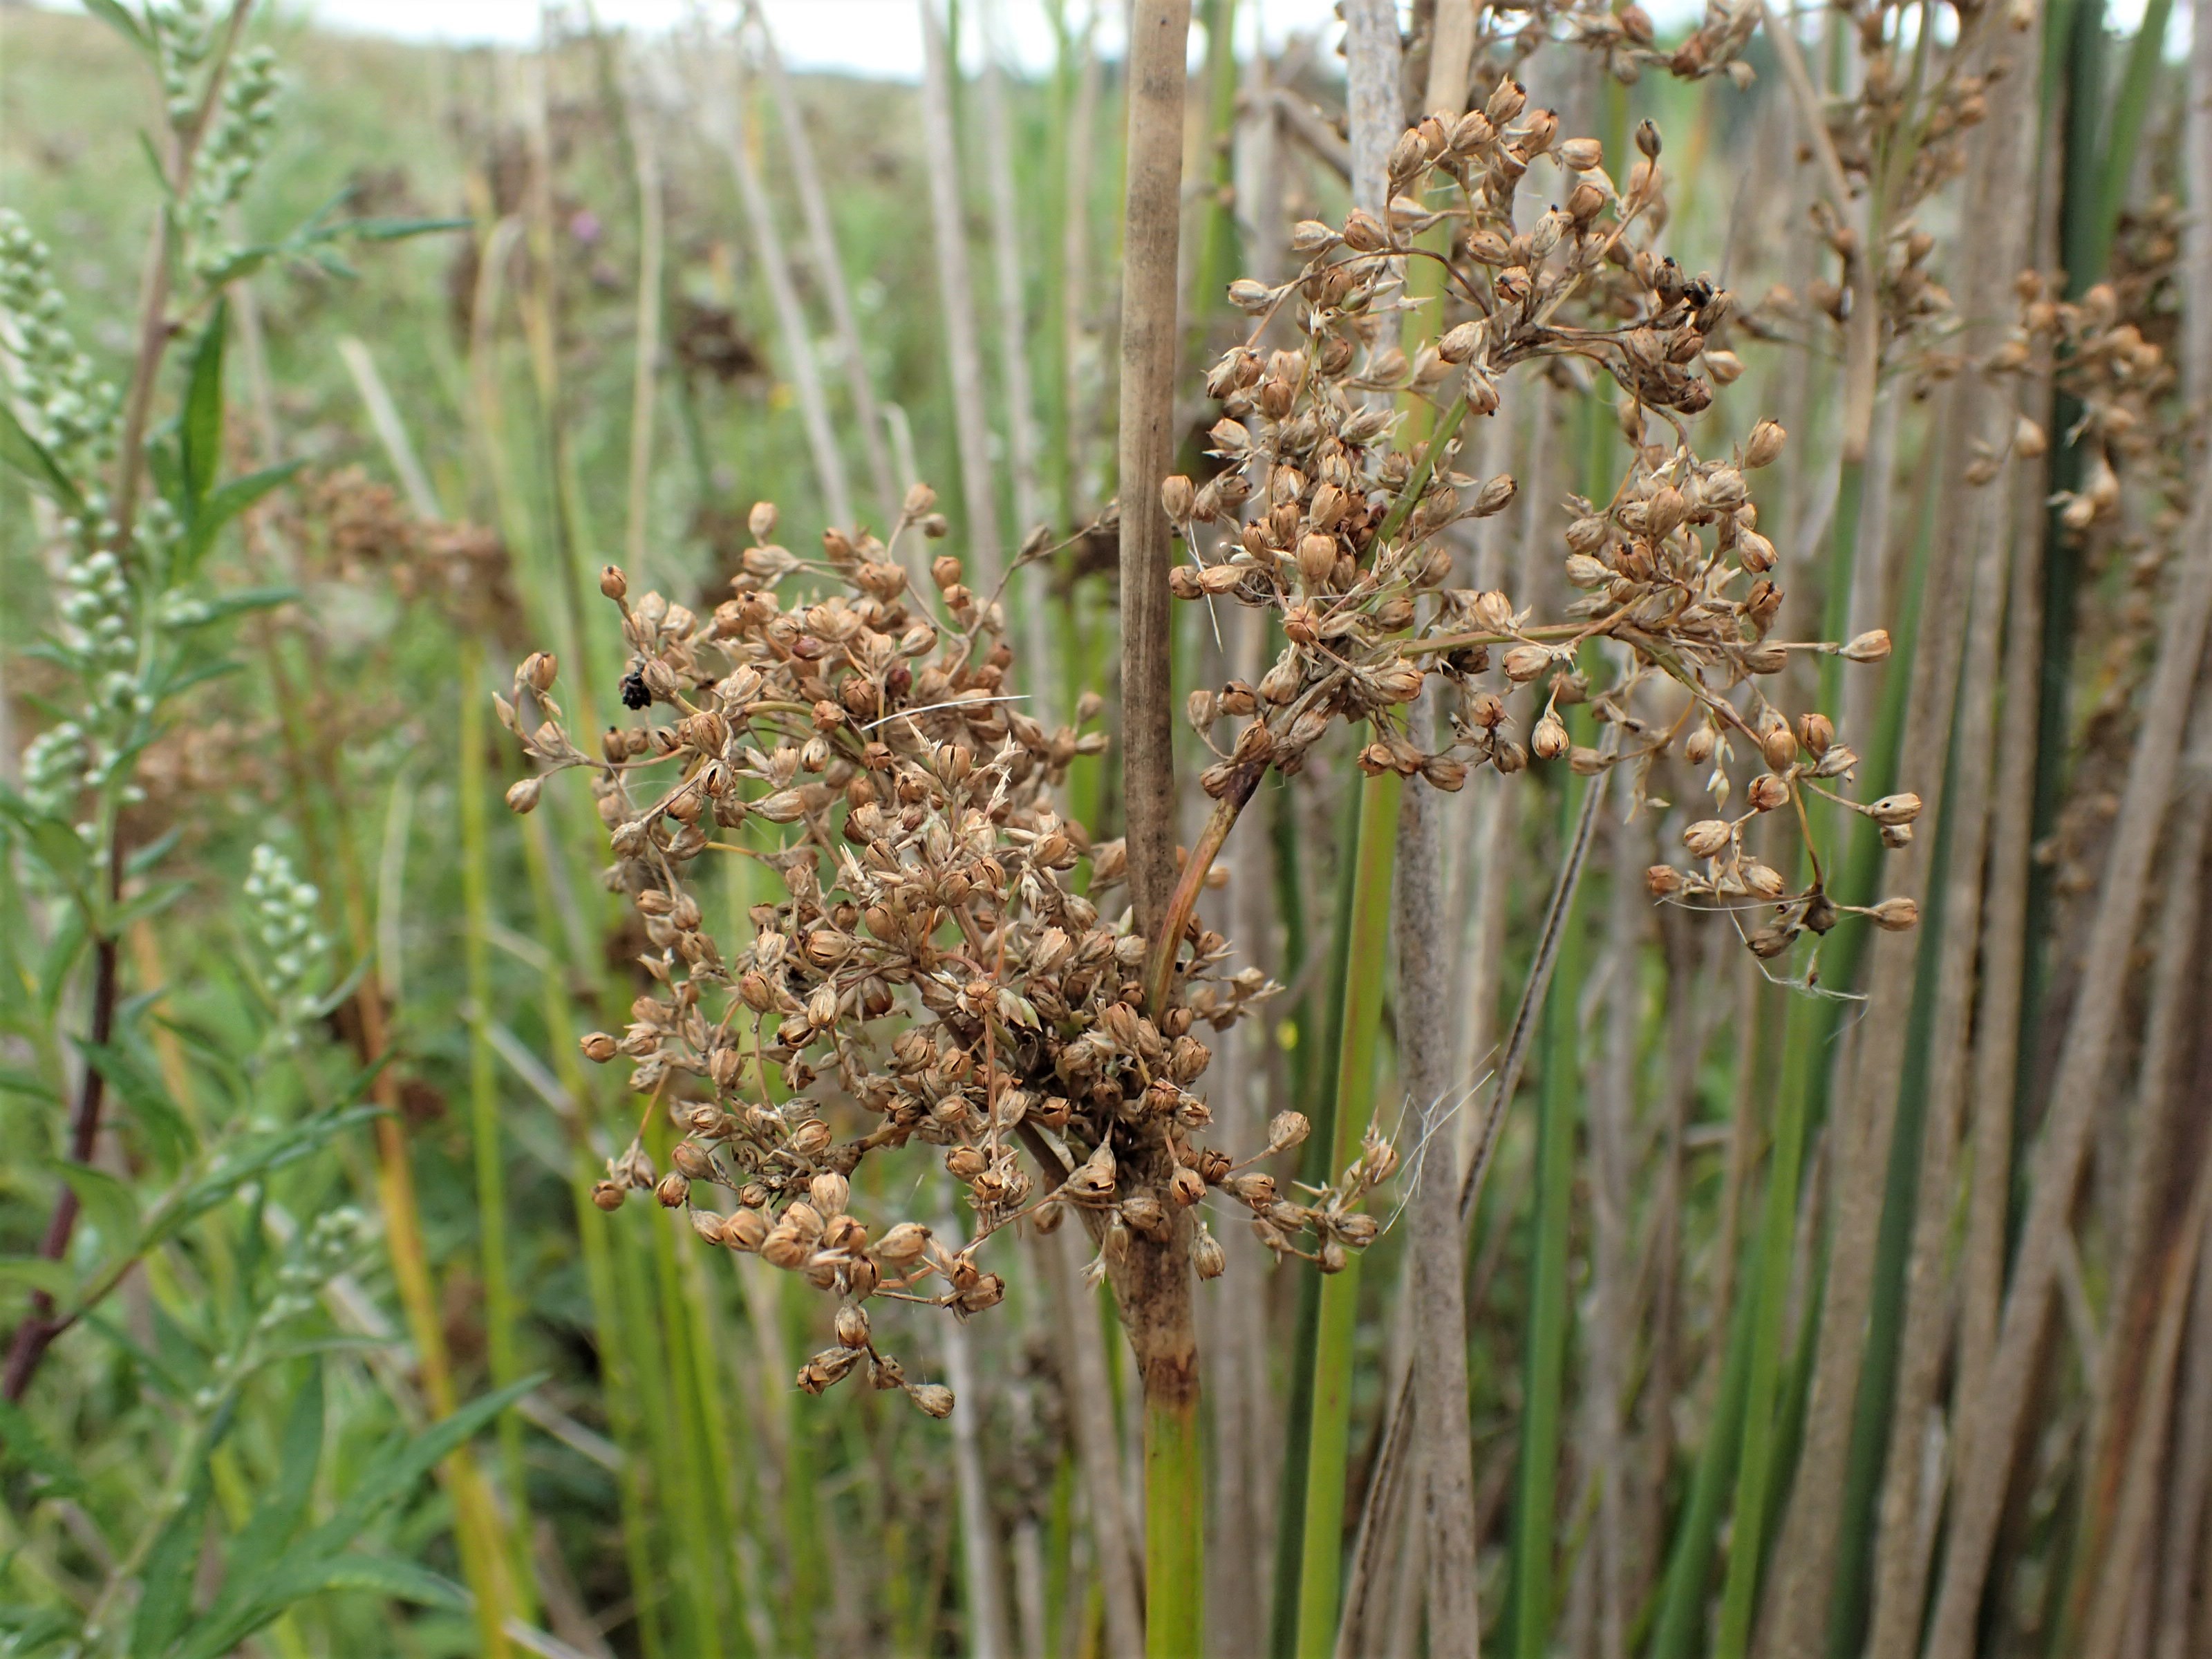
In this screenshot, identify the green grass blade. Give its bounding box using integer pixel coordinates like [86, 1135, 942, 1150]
[1505, 769, 1590, 1658]
[1291, 767, 1402, 1659]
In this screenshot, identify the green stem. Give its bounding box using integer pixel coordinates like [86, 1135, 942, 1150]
[1147, 1387, 1206, 1658]
[1647, 1268, 1757, 1659]
[1293, 767, 1403, 1659]
[1713, 993, 1820, 1656]
[1506, 769, 1590, 1658]
[460, 654, 534, 1609]
[1268, 776, 1361, 1659]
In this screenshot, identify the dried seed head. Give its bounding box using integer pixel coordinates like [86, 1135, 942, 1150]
[1744, 419, 1787, 468]
[1161, 474, 1195, 519]
[908, 1382, 955, 1418]
[1868, 897, 1921, 930]
[1685, 819, 1732, 859]
[600, 564, 628, 601]
[1747, 774, 1790, 812]
[591, 1180, 626, 1212]
[1532, 711, 1570, 760]
[1194, 1227, 1226, 1279]
[1842, 630, 1893, 663]
[1797, 712, 1834, 757]
[1869, 793, 1922, 826]
[581, 1031, 618, 1063]
[835, 1302, 870, 1349]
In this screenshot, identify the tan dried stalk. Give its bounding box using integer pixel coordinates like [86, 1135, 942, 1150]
[1040, 1226, 1145, 1659]
[1586, 811, 1642, 1659]
[919, 0, 1005, 592]
[1924, 378, 2212, 1659]
[941, 1242, 1013, 1659]
[975, 1, 1056, 706]
[623, 65, 663, 577]
[1958, 369, 2048, 1418]
[709, 49, 854, 531]
[2083, 1161, 2212, 1658]
[1768, 12, 2026, 1629]
[2157, 1205, 2212, 1659]
[742, 1, 901, 527]
[1118, 0, 1192, 940]
[1864, 28, 2044, 1648]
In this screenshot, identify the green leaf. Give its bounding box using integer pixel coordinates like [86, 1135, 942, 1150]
[176, 584, 299, 628]
[178, 297, 228, 511]
[0, 403, 84, 514]
[35, 903, 89, 1021]
[80, 0, 151, 54]
[182, 462, 301, 570]
[147, 1105, 380, 1248]
[105, 879, 193, 937]
[0, 1259, 76, 1302]
[130, 1477, 209, 1658]
[340, 216, 474, 243]
[0, 1396, 87, 1497]
[226, 1361, 324, 1572]
[0, 1069, 61, 1105]
[294, 1555, 469, 1612]
[301, 1373, 544, 1557]
[50, 1161, 139, 1249]
[0, 1602, 80, 1653]
[79, 1038, 195, 1170]
[174, 1376, 542, 1659]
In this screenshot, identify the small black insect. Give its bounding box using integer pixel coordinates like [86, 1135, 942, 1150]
[619, 666, 652, 711]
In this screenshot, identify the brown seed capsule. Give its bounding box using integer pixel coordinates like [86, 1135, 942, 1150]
[1842, 629, 1893, 663]
[1269, 1111, 1311, 1150]
[1744, 419, 1788, 469]
[835, 1302, 870, 1349]
[1161, 475, 1195, 519]
[876, 1221, 932, 1263]
[672, 1141, 715, 1181]
[1557, 135, 1604, 171]
[1685, 819, 1732, 859]
[1492, 740, 1528, 774]
[1747, 774, 1790, 812]
[1743, 862, 1788, 900]
[1647, 864, 1683, 897]
[1868, 897, 1921, 930]
[1171, 1165, 1207, 1208]
[1797, 712, 1834, 757]
[581, 1031, 619, 1063]
[810, 1172, 851, 1216]
[1503, 645, 1552, 682]
[600, 564, 628, 601]
[1685, 722, 1718, 765]
[1194, 1228, 1227, 1279]
[1760, 719, 1797, 772]
[1532, 711, 1569, 760]
[591, 1180, 626, 1212]
[1869, 793, 1922, 826]
[908, 1383, 955, 1418]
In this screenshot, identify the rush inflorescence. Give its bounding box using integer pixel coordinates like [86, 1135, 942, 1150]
[503, 493, 1397, 1412]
